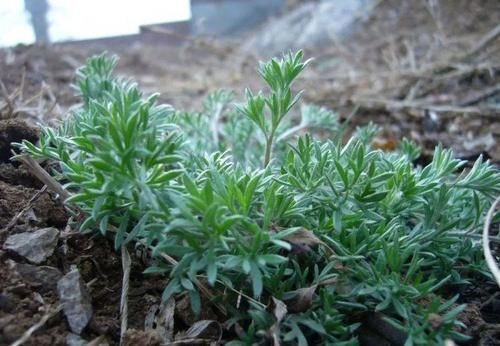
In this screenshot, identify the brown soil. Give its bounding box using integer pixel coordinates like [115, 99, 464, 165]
[0, 119, 38, 163]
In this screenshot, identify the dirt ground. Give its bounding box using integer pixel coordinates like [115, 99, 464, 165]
[0, 0, 499, 345]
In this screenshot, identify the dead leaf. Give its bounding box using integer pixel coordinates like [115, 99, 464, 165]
[283, 228, 322, 247]
[175, 320, 222, 344]
[271, 297, 287, 323]
[159, 298, 176, 342]
[372, 134, 399, 151]
[283, 228, 335, 257]
[144, 298, 175, 343]
[268, 297, 288, 346]
[283, 285, 317, 313]
[144, 304, 159, 331]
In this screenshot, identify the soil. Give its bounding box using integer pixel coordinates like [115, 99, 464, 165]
[0, 0, 499, 345]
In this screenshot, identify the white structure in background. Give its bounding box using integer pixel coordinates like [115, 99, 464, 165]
[0, 1, 34, 46]
[242, 0, 377, 56]
[0, 0, 191, 47]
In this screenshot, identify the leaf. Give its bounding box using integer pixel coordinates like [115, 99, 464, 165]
[206, 251, 218, 286]
[162, 279, 181, 302]
[183, 320, 222, 340]
[124, 213, 149, 244]
[114, 213, 130, 250]
[268, 297, 288, 346]
[143, 266, 169, 274]
[99, 215, 109, 235]
[181, 277, 194, 291]
[334, 161, 349, 187]
[375, 291, 392, 311]
[392, 298, 408, 319]
[259, 254, 288, 266]
[442, 304, 466, 322]
[250, 262, 263, 297]
[297, 318, 326, 334]
[283, 228, 322, 247]
[271, 297, 287, 323]
[360, 190, 389, 203]
[189, 289, 201, 316]
[271, 239, 292, 251]
[284, 285, 317, 313]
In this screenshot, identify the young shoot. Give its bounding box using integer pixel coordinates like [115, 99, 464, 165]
[237, 50, 310, 166]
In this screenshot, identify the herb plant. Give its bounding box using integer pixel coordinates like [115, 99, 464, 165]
[19, 51, 500, 345]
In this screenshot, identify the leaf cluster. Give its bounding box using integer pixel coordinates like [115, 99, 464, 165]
[18, 51, 500, 345]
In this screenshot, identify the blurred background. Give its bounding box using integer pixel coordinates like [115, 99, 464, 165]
[0, 0, 191, 46]
[1, 0, 378, 49]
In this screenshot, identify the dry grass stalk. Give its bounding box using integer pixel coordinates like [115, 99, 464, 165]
[483, 196, 500, 287]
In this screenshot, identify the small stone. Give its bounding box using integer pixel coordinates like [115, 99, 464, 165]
[8, 284, 31, 297]
[2, 323, 23, 343]
[0, 293, 15, 313]
[57, 269, 92, 334]
[66, 333, 88, 346]
[0, 314, 15, 329]
[14, 262, 62, 292]
[4, 228, 59, 264]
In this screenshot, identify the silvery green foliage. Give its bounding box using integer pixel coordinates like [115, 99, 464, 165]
[20, 52, 500, 345]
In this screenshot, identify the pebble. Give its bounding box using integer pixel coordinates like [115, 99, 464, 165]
[0, 293, 15, 313]
[57, 269, 93, 334]
[0, 314, 14, 329]
[4, 227, 60, 264]
[14, 262, 62, 292]
[66, 333, 88, 346]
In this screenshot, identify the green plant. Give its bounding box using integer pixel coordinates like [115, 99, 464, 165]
[18, 51, 500, 345]
[237, 50, 310, 167]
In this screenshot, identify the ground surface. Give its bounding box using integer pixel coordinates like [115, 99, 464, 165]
[0, 0, 499, 344]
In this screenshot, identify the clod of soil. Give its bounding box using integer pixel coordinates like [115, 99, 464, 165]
[0, 163, 43, 189]
[12, 262, 62, 292]
[0, 119, 38, 163]
[0, 181, 68, 230]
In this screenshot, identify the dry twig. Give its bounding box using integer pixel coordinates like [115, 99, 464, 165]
[16, 155, 71, 201]
[351, 96, 500, 116]
[0, 185, 48, 235]
[120, 245, 132, 346]
[0, 78, 14, 117]
[483, 197, 500, 287]
[465, 24, 500, 59]
[458, 83, 500, 106]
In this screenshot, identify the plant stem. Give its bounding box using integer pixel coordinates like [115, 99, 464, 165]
[211, 103, 223, 148]
[264, 135, 273, 167]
